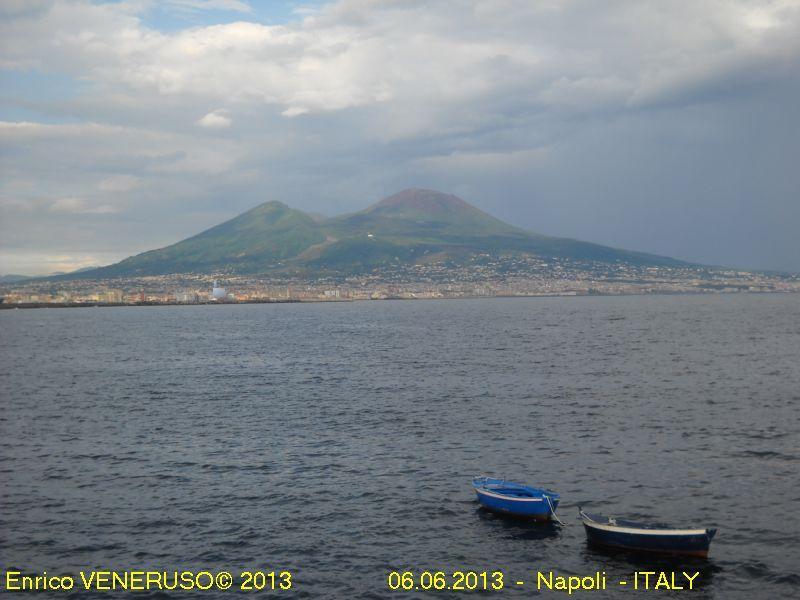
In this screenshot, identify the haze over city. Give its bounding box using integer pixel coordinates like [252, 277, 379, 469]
[1, 0, 799, 276]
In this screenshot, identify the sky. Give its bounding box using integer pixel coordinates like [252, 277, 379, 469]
[1, 0, 799, 275]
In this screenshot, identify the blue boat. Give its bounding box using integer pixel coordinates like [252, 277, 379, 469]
[472, 476, 560, 521]
[579, 508, 717, 557]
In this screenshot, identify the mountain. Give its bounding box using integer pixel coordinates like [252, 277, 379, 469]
[59, 188, 689, 279]
[90, 201, 326, 277]
[0, 274, 31, 283]
[328, 188, 522, 238]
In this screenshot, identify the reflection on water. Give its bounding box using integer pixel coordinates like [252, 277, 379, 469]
[475, 508, 562, 541]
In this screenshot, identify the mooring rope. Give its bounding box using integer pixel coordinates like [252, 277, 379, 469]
[546, 495, 566, 526]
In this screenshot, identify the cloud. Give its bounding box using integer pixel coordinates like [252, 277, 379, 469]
[0, 121, 126, 139]
[164, 1, 252, 13]
[42, 254, 105, 273]
[197, 109, 232, 128]
[281, 106, 308, 118]
[0, 120, 241, 175]
[0, 0, 799, 272]
[0, 250, 121, 276]
[98, 174, 140, 192]
[3, 0, 797, 122]
[50, 197, 118, 214]
[415, 147, 550, 175]
[0, 0, 54, 18]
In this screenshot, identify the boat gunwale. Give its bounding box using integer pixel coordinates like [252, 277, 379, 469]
[474, 487, 546, 502]
[580, 509, 714, 537]
[472, 476, 560, 503]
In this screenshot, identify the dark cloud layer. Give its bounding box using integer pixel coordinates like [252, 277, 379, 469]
[1, 0, 799, 274]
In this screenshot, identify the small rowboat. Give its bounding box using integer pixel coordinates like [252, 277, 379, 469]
[473, 476, 560, 521]
[579, 508, 717, 557]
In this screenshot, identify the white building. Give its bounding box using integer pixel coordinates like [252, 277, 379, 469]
[212, 281, 226, 301]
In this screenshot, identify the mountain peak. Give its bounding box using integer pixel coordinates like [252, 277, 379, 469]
[248, 199, 291, 214]
[356, 187, 523, 236]
[372, 188, 473, 214]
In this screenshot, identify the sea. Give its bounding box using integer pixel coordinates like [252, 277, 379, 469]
[1, 294, 798, 598]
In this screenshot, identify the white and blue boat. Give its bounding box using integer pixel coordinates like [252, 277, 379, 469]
[579, 508, 717, 557]
[472, 476, 560, 521]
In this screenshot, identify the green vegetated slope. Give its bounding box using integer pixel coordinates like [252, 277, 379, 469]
[68, 188, 688, 278]
[85, 201, 326, 277]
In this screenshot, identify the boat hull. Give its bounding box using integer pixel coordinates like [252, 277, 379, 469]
[473, 477, 560, 521]
[581, 511, 716, 557]
[475, 489, 556, 520]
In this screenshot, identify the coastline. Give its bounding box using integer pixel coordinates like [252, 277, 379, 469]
[2, 289, 797, 310]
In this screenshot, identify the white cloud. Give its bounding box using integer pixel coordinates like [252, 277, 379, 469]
[0, 121, 126, 139]
[98, 174, 140, 192]
[0, 1, 54, 17]
[281, 106, 309, 118]
[43, 254, 104, 273]
[1, 0, 799, 272]
[197, 109, 232, 128]
[0, 251, 122, 276]
[3, 0, 797, 123]
[50, 197, 118, 214]
[164, 0, 252, 13]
